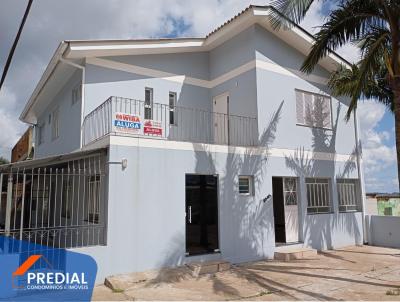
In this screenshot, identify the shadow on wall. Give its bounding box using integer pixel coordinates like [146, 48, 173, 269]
[147, 101, 284, 286]
[219, 101, 283, 263]
[284, 100, 361, 250]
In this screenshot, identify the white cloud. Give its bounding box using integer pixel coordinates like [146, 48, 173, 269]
[358, 101, 397, 191]
[0, 88, 25, 157]
[0, 0, 396, 194]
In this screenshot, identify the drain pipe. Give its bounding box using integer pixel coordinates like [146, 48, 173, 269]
[60, 57, 85, 149]
[354, 109, 367, 244]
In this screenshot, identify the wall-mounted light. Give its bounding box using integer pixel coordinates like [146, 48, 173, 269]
[121, 158, 128, 170]
[107, 158, 128, 170]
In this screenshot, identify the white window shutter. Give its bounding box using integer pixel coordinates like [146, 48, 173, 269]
[295, 90, 305, 125]
[322, 97, 332, 128]
[303, 92, 313, 126]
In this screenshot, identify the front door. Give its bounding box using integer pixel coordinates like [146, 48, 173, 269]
[272, 177, 299, 243]
[185, 174, 219, 255]
[213, 93, 229, 145]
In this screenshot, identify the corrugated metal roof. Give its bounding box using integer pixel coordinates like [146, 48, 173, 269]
[0, 148, 107, 171]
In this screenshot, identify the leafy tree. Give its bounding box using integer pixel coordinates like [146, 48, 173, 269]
[271, 0, 400, 190]
[0, 157, 9, 165]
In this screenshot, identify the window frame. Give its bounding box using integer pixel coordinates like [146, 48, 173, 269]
[295, 89, 333, 130]
[238, 175, 254, 196]
[305, 177, 333, 214]
[336, 178, 362, 212]
[169, 91, 177, 125]
[72, 84, 82, 106]
[144, 87, 153, 120]
[51, 107, 60, 141]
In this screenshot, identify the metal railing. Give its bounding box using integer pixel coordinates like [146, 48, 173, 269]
[83, 96, 258, 147]
[0, 153, 106, 249]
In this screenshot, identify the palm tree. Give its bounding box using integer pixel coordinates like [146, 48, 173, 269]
[271, 0, 400, 190]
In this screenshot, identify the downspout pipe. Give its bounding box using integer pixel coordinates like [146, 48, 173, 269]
[60, 57, 85, 149]
[354, 109, 367, 244]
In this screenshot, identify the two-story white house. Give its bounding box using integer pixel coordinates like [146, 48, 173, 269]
[0, 5, 365, 282]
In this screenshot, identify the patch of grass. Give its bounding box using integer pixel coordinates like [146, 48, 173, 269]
[258, 290, 271, 296]
[112, 288, 125, 293]
[386, 288, 400, 296]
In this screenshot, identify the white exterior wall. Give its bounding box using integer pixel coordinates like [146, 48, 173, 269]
[27, 24, 364, 283]
[35, 70, 82, 158]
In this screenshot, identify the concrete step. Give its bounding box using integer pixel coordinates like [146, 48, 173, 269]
[275, 242, 304, 251]
[186, 260, 231, 276]
[274, 247, 317, 261]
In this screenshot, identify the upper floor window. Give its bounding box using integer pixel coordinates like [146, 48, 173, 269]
[51, 107, 60, 140]
[337, 178, 361, 212]
[295, 89, 332, 129]
[306, 178, 332, 214]
[169, 91, 177, 125]
[72, 84, 82, 105]
[37, 124, 44, 145]
[144, 87, 153, 120]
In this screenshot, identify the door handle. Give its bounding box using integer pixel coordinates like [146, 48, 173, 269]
[188, 206, 192, 223]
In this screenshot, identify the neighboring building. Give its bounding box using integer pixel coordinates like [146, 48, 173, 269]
[0, 5, 365, 282]
[365, 193, 379, 215]
[377, 194, 400, 216]
[11, 126, 34, 162]
[366, 193, 400, 216]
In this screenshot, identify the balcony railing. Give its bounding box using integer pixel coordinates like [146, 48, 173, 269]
[83, 96, 258, 147]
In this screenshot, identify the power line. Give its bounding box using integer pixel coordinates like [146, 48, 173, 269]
[0, 0, 33, 92]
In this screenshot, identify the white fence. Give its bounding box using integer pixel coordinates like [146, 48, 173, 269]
[366, 215, 400, 249]
[0, 152, 107, 249]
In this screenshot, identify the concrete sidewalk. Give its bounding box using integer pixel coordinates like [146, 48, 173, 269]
[92, 245, 400, 301]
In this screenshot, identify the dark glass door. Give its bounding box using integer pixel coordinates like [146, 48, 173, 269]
[185, 174, 219, 255]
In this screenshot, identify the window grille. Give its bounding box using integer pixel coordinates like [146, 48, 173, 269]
[337, 178, 361, 212]
[283, 178, 297, 205]
[306, 178, 332, 214]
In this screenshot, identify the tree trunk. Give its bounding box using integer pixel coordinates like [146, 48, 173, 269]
[394, 79, 400, 192]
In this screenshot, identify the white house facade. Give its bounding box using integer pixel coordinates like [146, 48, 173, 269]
[0, 6, 365, 282]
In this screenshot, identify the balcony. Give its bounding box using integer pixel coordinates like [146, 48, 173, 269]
[82, 96, 258, 147]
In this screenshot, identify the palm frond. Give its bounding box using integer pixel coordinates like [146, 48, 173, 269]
[328, 63, 393, 120]
[270, 0, 316, 30]
[301, 0, 387, 73]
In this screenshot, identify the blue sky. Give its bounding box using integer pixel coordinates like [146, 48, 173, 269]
[0, 0, 397, 192]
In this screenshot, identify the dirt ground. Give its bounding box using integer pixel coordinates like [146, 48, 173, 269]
[92, 245, 400, 301]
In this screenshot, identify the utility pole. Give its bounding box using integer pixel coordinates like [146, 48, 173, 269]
[0, 0, 33, 92]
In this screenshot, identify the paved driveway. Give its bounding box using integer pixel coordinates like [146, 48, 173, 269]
[92, 245, 400, 301]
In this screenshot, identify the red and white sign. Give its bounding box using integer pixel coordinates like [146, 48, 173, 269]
[113, 112, 141, 134]
[143, 120, 163, 136]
